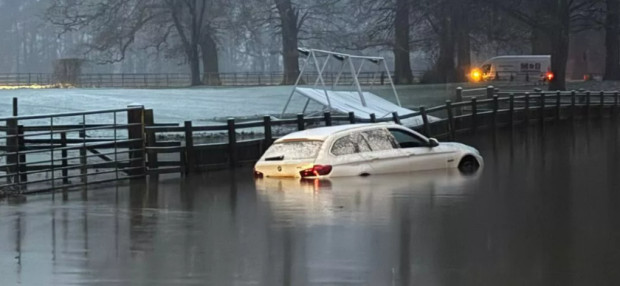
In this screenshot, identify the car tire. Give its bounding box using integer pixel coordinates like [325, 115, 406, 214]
[458, 156, 480, 174]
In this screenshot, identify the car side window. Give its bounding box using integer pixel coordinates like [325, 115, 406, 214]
[389, 129, 428, 148]
[362, 129, 396, 151]
[331, 133, 371, 156]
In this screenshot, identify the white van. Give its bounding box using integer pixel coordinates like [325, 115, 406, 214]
[470, 55, 552, 82]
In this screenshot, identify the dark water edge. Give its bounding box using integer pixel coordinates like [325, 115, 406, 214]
[1, 119, 620, 285]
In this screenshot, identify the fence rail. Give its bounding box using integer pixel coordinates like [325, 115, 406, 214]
[2, 86, 619, 196]
[0, 71, 425, 88]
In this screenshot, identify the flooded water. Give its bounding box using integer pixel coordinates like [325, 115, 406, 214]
[2, 120, 620, 285]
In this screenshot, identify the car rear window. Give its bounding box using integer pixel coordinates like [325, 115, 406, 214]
[262, 141, 323, 160]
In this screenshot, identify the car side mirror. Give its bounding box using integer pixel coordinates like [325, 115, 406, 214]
[428, 138, 439, 148]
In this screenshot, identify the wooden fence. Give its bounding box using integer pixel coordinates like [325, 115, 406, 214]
[0, 71, 425, 88]
[2, 86, 619, 195]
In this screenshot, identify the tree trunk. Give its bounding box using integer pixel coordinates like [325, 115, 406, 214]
[455, 2, 471, 83]
[548, 0, 570, 91]
[393, 0, 413, 85]
[531, 26, 552, 55]
[275, 0, 300, 85]
[200, 33, 222, 85]
[436, 12, 456, 83]
[605, 0, 620, 80]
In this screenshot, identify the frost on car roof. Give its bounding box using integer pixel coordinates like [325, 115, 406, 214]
[275, 123, 393, 142]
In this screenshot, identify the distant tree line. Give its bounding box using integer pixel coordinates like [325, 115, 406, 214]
[2, 0, 620, 89]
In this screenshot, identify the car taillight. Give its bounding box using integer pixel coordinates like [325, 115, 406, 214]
[299, 165, 332, 178]
[253, 169, 264, 178]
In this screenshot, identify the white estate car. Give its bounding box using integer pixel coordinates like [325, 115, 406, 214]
[253, 123, 483, 179]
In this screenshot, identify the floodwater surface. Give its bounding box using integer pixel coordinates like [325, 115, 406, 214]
[1, 120, 620, 285]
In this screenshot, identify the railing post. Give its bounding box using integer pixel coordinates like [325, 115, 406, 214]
[571, 90, 577, 120]
[509, 93, 515, 129]
[492, 95, 499, 131]
[555, 91, 561, 121]
[471, 98, 478, 133]
[324, 112, 332, 126]
[486, 85, 494, 99]
[227, 118, 237, 167]
[61, 132, 69, 184]
[370, 113, 377, 123]
[524, 92, 530, 125]
[348, 112, 356, 124]
[420, 107, 430, 136]
[263, 115, 273, 149]
[446, 100, 455, 140]
[127, 105, 146, 178]
[184, 121, 194, 174]
[297, 114, 305, 131]
[392, 112, 401, 125]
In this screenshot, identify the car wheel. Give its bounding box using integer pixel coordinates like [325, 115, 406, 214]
[458, 156, 480, 174]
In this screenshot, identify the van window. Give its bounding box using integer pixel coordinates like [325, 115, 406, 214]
[263, 141, 323, 160]
[331, 133, 371, 156]
[389, 129, 427, 148]
[362, 129, 396, 151]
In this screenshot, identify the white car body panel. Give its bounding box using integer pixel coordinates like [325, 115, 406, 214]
[254, 124, 483, 178]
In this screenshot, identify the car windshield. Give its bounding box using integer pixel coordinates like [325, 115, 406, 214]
[262, 141, 323, 160]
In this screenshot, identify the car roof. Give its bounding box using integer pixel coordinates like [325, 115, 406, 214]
[275, 123, 399, 142]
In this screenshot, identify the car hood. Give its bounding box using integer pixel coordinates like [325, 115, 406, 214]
[440, 142, 480, 155]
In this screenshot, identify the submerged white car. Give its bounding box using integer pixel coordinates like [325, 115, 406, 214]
[253, 123, 483, 179]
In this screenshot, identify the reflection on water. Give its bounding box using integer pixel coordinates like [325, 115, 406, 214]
[1, 120, 620, 285]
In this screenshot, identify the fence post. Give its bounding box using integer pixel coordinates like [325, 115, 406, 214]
[144, 109, 158, 174]
[571, 90, 577, 120]
[419, 107, 431, 136]
[455, 87, 463, 116]
[492, 95, 499, 131]
[6, 118, 18, 187]
[446, 100, 455, 140]
[524, 93, 530, 125]
[297, 114, 305, 131]
[615, 91, 619, 118]
[348, 112, 356, 124]
[263, 116, 273, 149]
[18, 125, 26, 186]
[539, 92, 546, 124]
[324, 112, 332, 126]
[392, 112, 401, 125]
[600, 91, 605, 118]
[586, 91, 591, 119]
[227, 118, 237, 168]
[509, 94, 515, 129]
[486, 85, 494, 99]
[471, 98, 478, 133]
[555, 91, 561, 121]
[61, 132, 69, 184]
[127, 105, 146, 179]
[370, 113, 377, 123]
[184, 121, 194, 174]
[13, 97, 18, 116]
